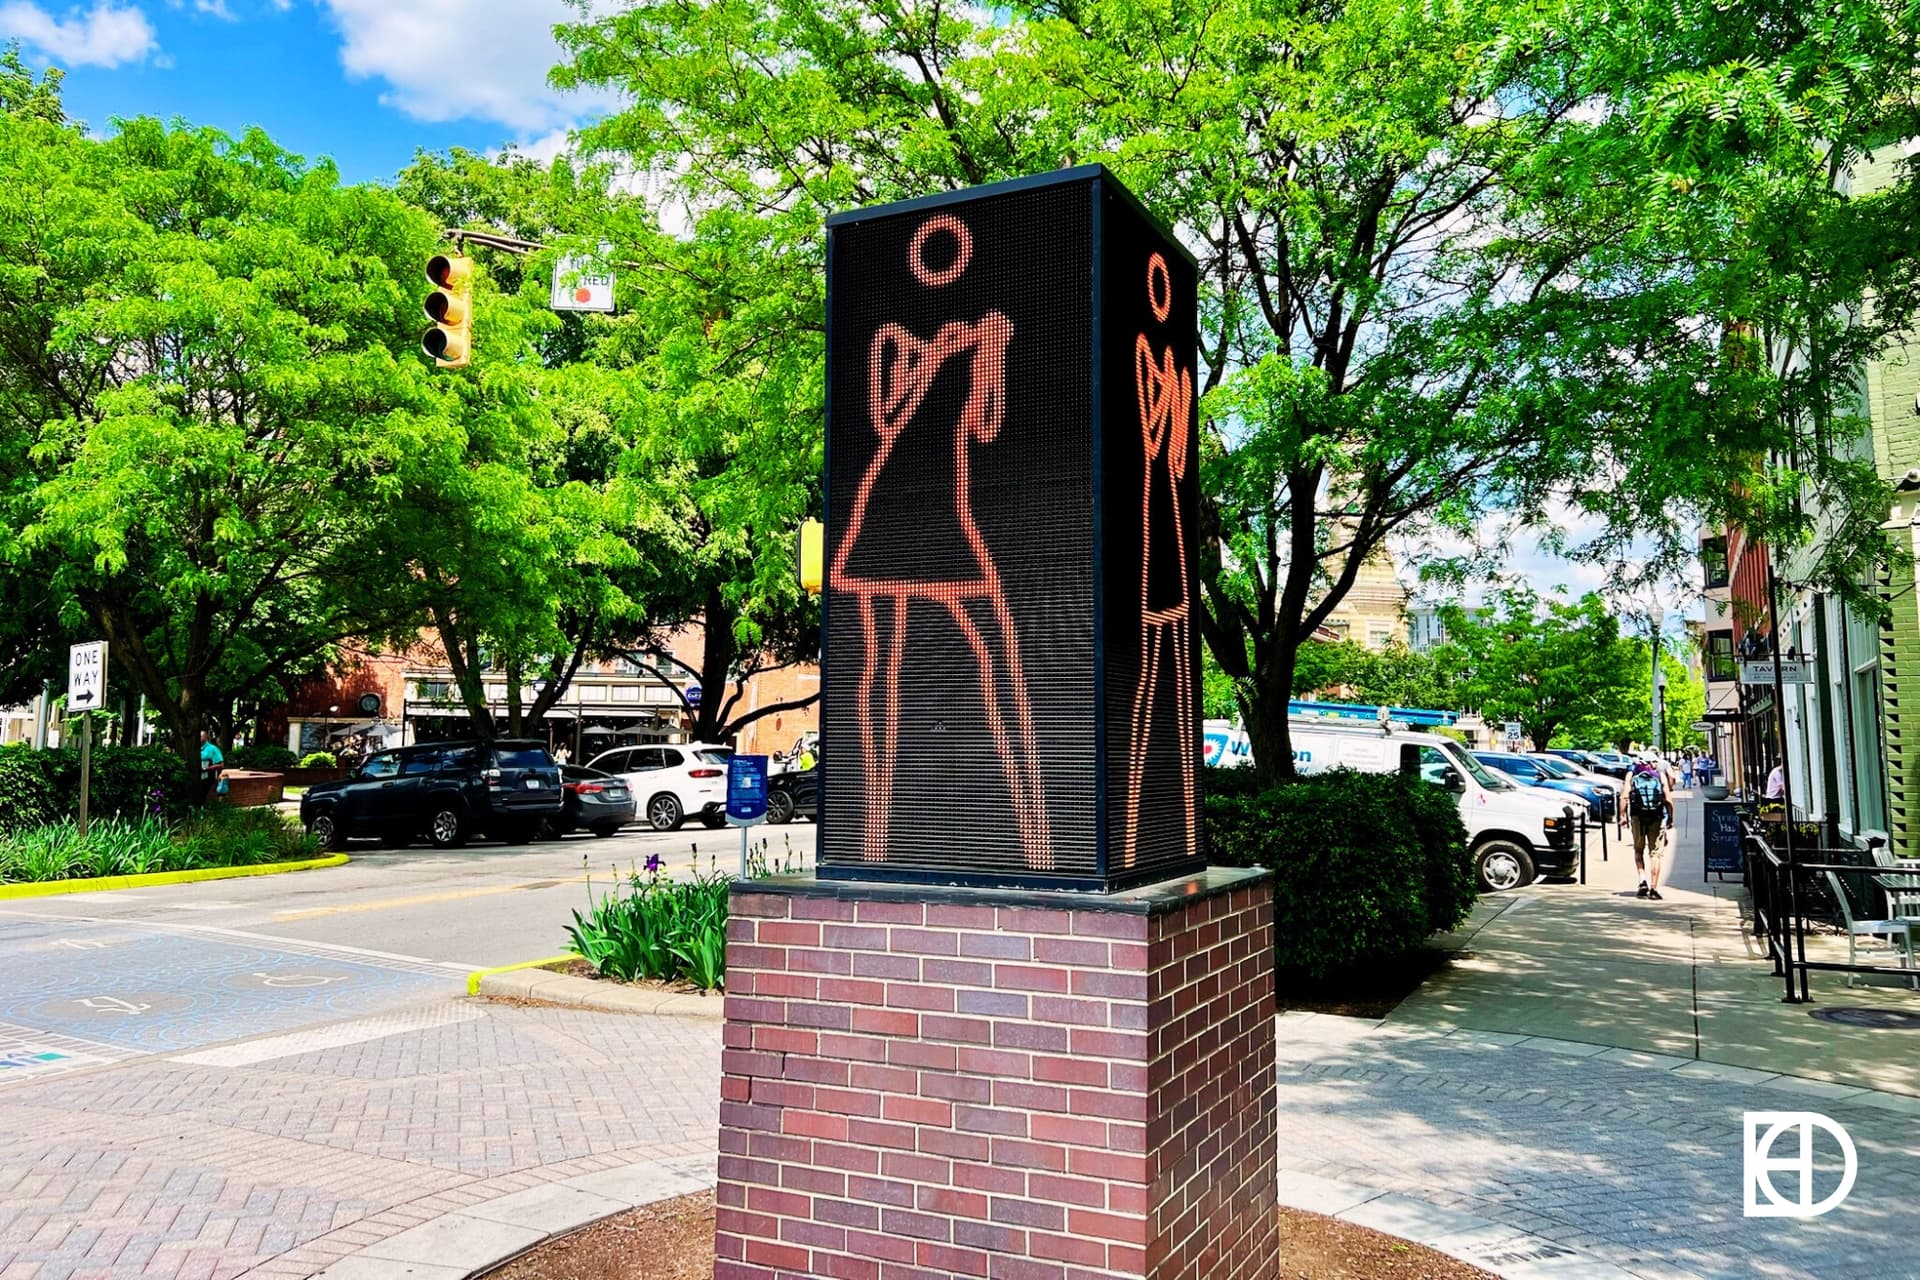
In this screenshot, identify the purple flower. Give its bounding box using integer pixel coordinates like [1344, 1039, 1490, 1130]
[644, 854, 664, 876]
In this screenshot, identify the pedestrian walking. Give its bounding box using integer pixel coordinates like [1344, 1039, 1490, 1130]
[1682, 753, 1695, 789]
[199, 730, 226, 804]
[1623, 748, 1673, 899]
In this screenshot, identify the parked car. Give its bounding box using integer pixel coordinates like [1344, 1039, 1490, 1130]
[1529, 753, 1624, 818]
[585, 742, 734, 830]
[299, 739, 562, 850]
[767, 763, 818, 824]
[1289, 719, 1578, 891]
[1474, 751, 1610, 821]
[545, 765, 636, 838]
[1544, 747, 1628, 779]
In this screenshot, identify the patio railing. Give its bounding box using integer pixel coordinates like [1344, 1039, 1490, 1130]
[1746, 826, 1920, 1003]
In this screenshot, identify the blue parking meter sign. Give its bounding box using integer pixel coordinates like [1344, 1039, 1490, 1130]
[727, 754, 768, 827]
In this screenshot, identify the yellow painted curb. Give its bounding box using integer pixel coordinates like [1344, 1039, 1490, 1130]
[467, 953, 580, 997]
[0, 853, 350, 900]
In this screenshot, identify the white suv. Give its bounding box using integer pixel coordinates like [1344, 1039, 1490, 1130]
[585, 743, 733, 831]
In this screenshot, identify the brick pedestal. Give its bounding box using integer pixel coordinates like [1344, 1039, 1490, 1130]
[714, 868, 1276, 1280]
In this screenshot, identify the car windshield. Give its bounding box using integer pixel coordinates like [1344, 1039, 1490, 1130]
[695, 749, 733, 765]
[1445, 742, 1512, 790]
[493, 746, 551, 769]
[1533, 757, 1576, 779]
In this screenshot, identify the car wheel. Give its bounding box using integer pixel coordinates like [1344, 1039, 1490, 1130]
[590, 822, 622, 838]
[307, 811, 342, 852]
[701, 812, 727, 830]
[427, 806, 466, 849]
[767, 790, 795, 824]
[502, 821, 538, 846]
[1476, 840, 1535, 893]
[647, 794, 684, 831]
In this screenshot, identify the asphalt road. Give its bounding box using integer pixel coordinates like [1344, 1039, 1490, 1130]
[0, 819, 816, 1087]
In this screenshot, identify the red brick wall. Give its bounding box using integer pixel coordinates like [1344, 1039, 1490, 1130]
[714, 878, 1275, 1280]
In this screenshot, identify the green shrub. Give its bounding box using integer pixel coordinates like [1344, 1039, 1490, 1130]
[1204, 768, 1475, 980]
[0, 807, 314, 884]
[563, 840, 803, 991]
[232, 744, 300, 771]
[0, 746, 193, 834]
[299, 751, 338, 769]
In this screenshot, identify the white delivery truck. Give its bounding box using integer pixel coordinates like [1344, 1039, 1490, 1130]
[1287, 717, 1579, 891]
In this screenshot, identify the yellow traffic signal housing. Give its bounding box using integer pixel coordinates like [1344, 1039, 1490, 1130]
[423, 254, 473, 368]
[797, 518, 824, 594]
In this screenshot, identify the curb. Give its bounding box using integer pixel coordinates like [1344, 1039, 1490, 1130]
[1275, 1170, 1688, 1280]
[0, 852, 350, 900]
[310, 1152, 718, 1280]
[465, 954, 579, 997]
[472, 963, 725, 1019]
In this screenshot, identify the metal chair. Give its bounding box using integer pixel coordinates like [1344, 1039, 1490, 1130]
[1823, 870, 1916, 989]
[1868, 842, 1920, 920]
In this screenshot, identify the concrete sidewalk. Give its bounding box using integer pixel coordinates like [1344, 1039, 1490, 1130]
[1389, 790, 1920, 1097]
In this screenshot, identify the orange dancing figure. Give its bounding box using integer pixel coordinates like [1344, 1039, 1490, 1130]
[1123, 253, 1196, 868]
[830, 215, 1052, 869]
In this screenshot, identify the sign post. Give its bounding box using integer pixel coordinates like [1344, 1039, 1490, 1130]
[726, 754, 769, 876]
[68, 641, 106, 837]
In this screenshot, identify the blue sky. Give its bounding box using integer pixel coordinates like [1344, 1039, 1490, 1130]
[0, 0, 604, 182]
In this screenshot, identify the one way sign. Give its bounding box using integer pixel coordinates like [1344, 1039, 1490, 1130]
[68, 641, 106, 710]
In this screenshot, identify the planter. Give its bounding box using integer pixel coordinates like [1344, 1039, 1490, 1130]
[1703, 784, 1730, 800]
[282, 766, 348, 787]
[221, 769, 285, 808]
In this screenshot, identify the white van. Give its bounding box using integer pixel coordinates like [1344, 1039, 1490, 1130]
[1287, 718, 1579, 891]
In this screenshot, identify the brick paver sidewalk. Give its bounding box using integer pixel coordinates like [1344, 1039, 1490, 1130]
[0, 1000, 721, 1279]
[1275, 1018, 1920, 1280]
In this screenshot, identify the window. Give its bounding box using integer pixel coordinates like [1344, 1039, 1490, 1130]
[360, 754, 400, 780]
[1705, 631, 1736, 682]
[491, 745, 552, 769]
[696, 748, 734, 765]
[1700, 537, 1729, 589]
[402, 751, 440, 776]
[658, 748, 685, 768]
[440, 747, 479, 773]
[630, 748, 666, 771]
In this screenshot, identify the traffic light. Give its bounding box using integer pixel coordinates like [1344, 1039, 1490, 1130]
[422, 253, 473, 368]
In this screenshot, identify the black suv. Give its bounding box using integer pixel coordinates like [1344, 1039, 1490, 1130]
[300, 740, 562, 850]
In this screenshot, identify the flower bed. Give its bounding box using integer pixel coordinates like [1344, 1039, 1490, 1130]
[0, 807, 319, 884]
[564, 843, 802, 992]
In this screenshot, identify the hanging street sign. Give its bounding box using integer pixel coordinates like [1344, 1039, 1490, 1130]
[550, 256, 616, 313]
[67, 641, 106, 710]
[1740, 659, 1815, 686]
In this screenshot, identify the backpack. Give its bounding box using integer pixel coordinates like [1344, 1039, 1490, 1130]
[1629, 770, 1664, 816]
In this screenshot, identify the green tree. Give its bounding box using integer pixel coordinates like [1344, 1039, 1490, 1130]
[1432, 589, 1640, 750]
[0, 106, 453, 776]
[555, 0, 1920, 781]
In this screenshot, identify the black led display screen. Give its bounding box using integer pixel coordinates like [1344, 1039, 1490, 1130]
[821, 167, 1201, 892]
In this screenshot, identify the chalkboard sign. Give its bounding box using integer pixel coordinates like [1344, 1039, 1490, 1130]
[1703, 800, 1744, 877]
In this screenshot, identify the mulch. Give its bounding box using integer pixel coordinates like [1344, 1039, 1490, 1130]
[482, 1192, 1495, 1280]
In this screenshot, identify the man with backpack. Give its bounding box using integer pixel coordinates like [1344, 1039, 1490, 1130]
[1623, 749, 1673, 899]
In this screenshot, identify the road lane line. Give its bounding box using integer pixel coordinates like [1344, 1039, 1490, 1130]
[0, 908, 481, 973]
[270, 876, 591, 922]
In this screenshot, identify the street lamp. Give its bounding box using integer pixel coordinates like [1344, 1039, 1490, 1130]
[1649, 605, 1666, 756]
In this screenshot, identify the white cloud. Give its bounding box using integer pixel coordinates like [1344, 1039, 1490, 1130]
[495, 126, 573, 166]
[0, 0, 157, 66]
[314, 0, 615, 133]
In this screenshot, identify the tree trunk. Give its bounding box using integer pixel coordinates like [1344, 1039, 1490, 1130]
[1242, 640, 1302, 785]
[693, 589, 738, 744]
